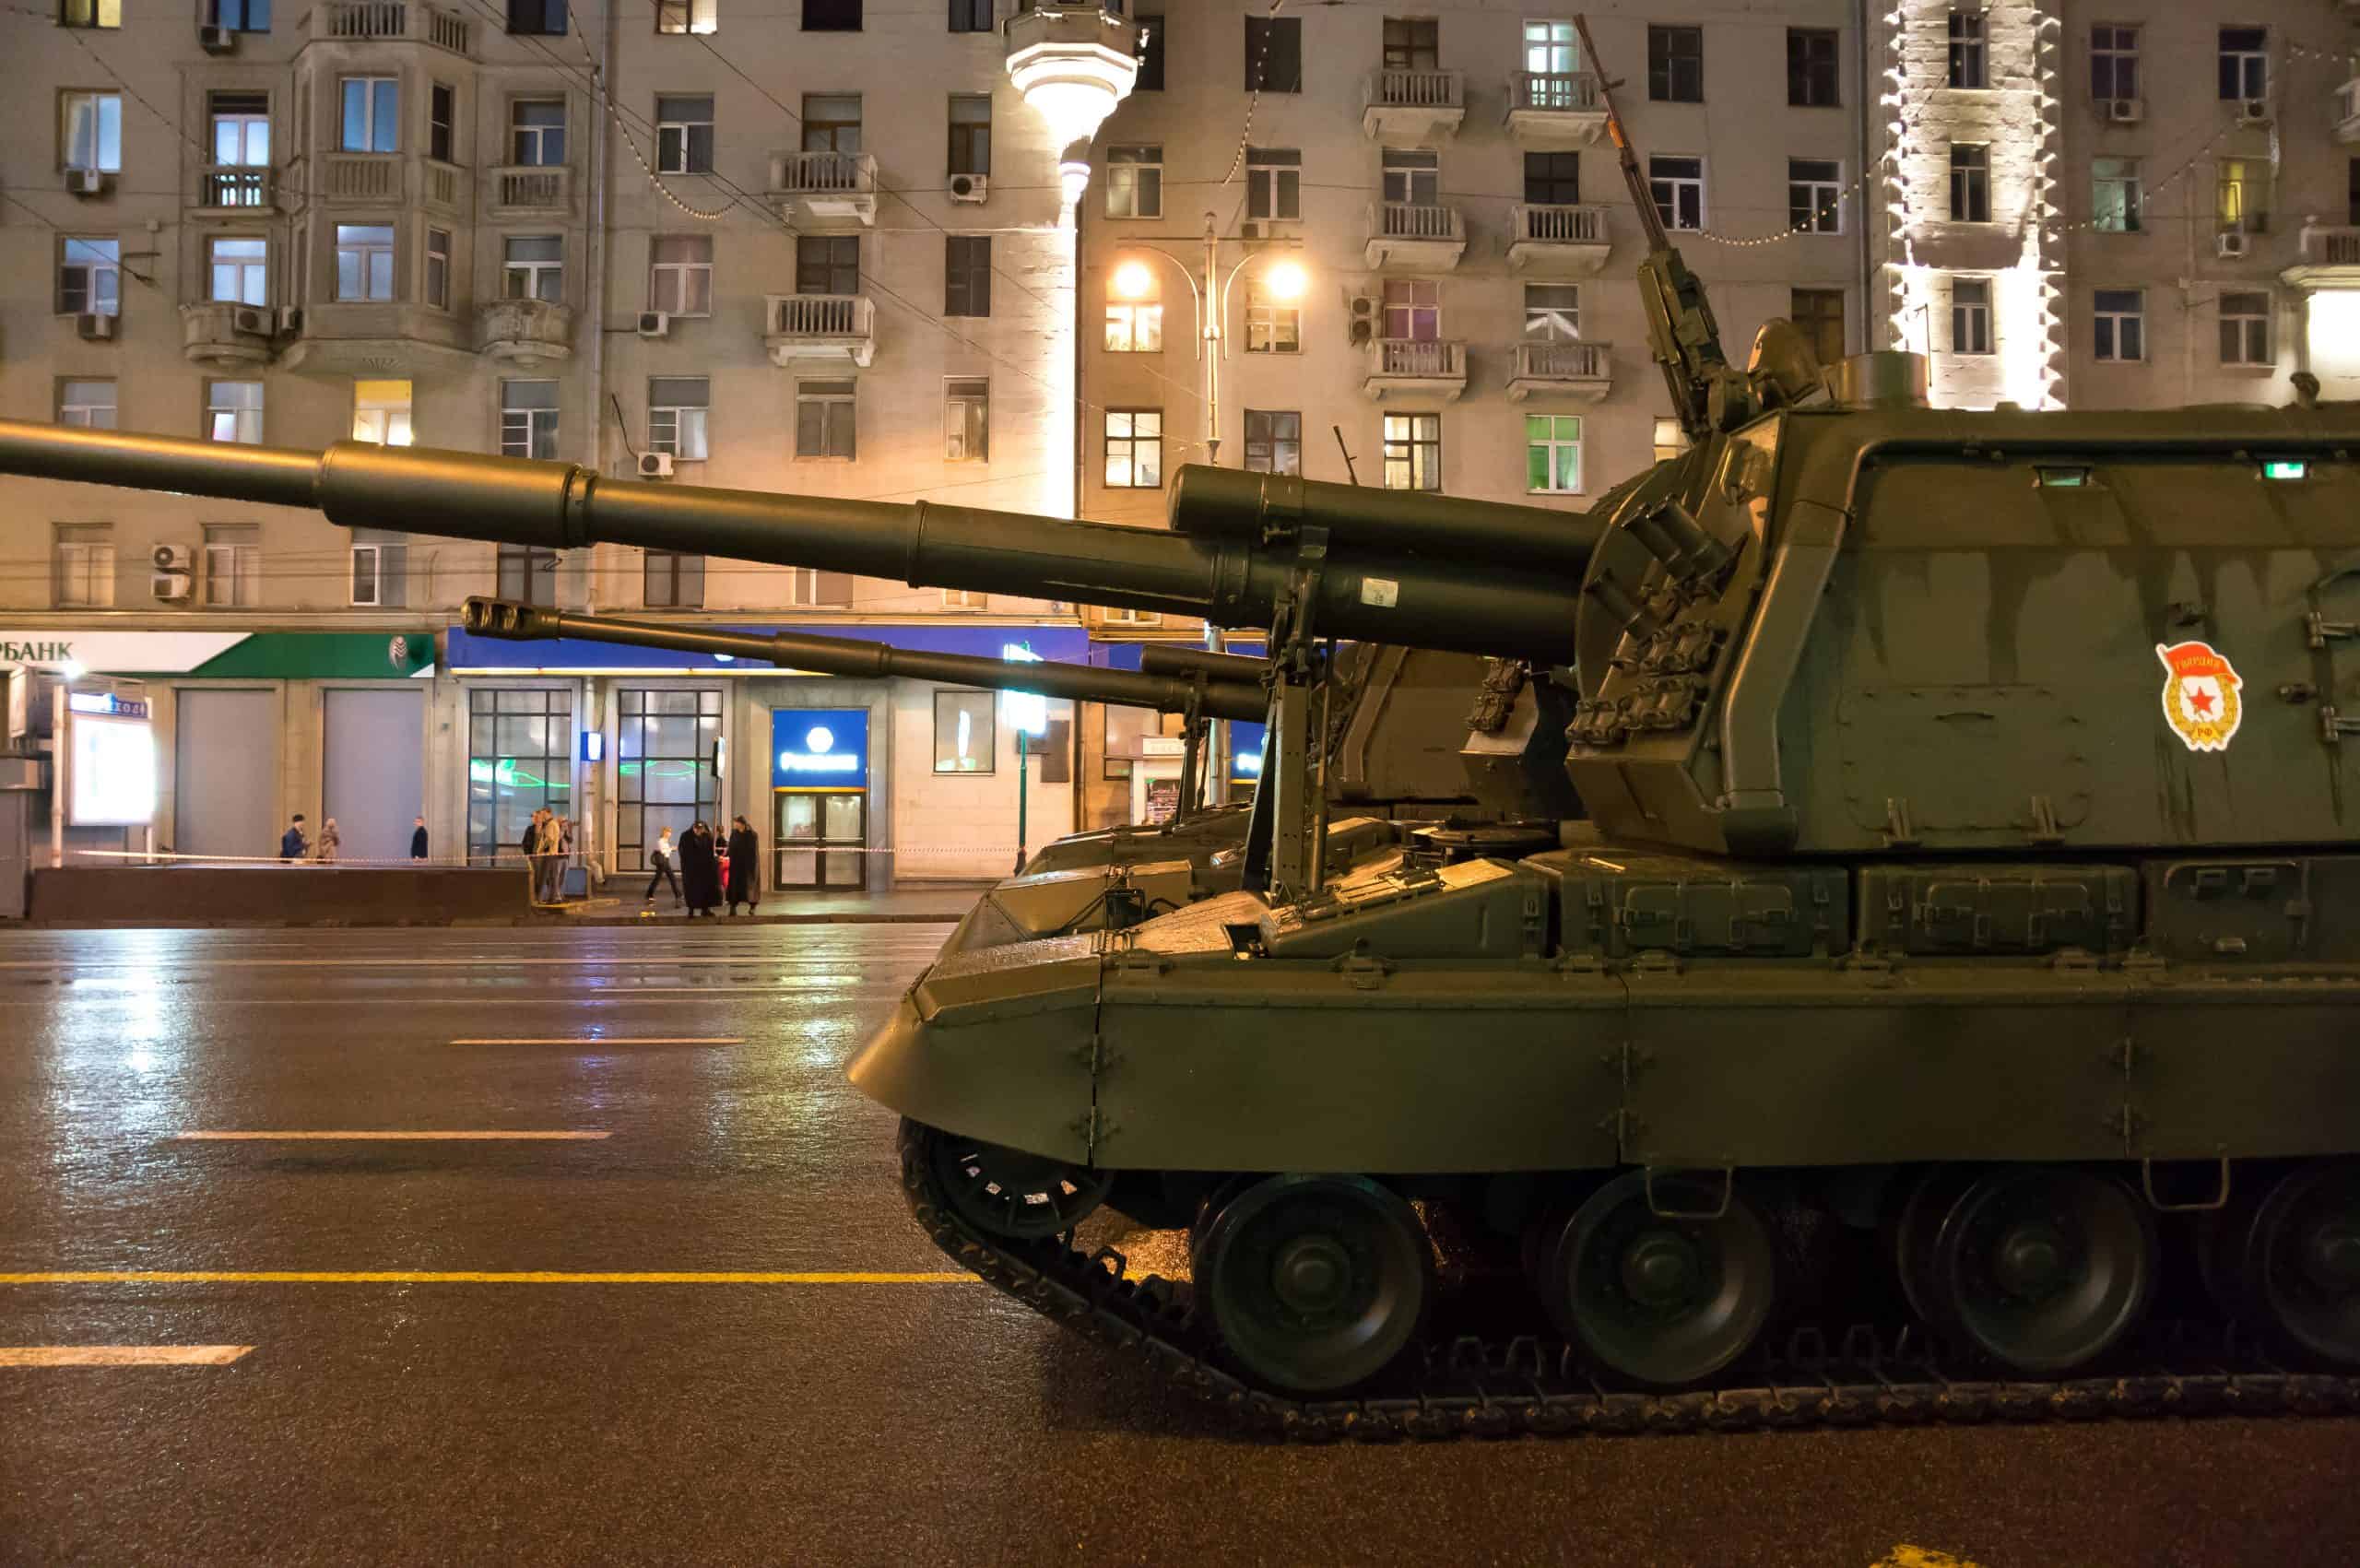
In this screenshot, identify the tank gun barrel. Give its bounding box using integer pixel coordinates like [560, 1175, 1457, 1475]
[461, 599, 1268, 722]
[1138, 644, 1273, 682]
[0, 420, 1580, 666]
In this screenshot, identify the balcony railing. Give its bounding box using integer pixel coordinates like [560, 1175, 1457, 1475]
[476, 297, 576, 365]
[1516, 203, 1607, 244]
[2307, 226, 2360, 266]
[313, 0, 472, 52]
[1376, 202, 1463, 242]
[1369, 67, 1463, 110]
[198, 165, 273, 210]
[490, 165, 572, 213]
[763, 293, 876, 366]
[1510, 70, 1603, 112]
[1509, 340, 1613, 402]
[1370, 338, 1465, 377]
[770, 150, 874, 195]
[324, 153, 402, 200]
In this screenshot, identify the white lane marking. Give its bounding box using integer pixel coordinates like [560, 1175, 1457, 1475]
[170, 1130, 611, 1141]
[0, 1345, 254, 1366]
[447, 1037, 744, 1046]
[0, 990, 899, 1006]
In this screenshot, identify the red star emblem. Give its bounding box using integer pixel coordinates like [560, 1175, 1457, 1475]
[2189, 688, 2218, 717]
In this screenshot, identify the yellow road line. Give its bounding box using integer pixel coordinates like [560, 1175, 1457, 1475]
[0, 1271, 977, 1285]
[1873, 1549, 1986, 1568]
[170, 1131, 612, 1141]
[0, 1345, 254, 1366]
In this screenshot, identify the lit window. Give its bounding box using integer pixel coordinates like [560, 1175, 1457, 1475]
[1652, 417, 1691, 464]
[353, 379, 413, 445]
[1527, 415, 1582, 495]
[340, 77, 398, 153]
[209, 93, 270, 170]
[2093, 289, 2143, 362]
[1103, 410, 1163, 489]
[1524, 18, 1577, 76]
[933, 690, 995, 775]
[1523, 284, 1579, 342]
[2093, 159, 2141, 233]
[1105, 271, 1163, 353]
[647, 376, 709, 460]
[2217, 160, 2265, 236]
[655, 0, 715, 32]
[335, 223, 395, 301]
[945, 378, 988, 462]
[206, 380, 264, 444]
[1382, 413, 1441, 491]
[209, 237, 268, 306]
[1106, 146, 1162, 218]
[58, 238, 120, 316]
[60, 0, 121, 27]
[1245, 280, 1300, 353]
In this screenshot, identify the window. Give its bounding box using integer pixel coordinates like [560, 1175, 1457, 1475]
[503, 236, 564, 302]
[657, 0, 715, 32]
[655, 96, 714, 174]
[335, 223, 395, 301]
[1523, 283, 1579, 341]
[2218, 160, 2264, 235]
[804, 0, 859, 29]
[1527, 415, 1582, 495]
[430, 83, 455, 163]
[54, 525, 114, 608]
[496, 545, 559, 606]
[511, 100, 565, 166]
[58, 379, 116, 429]
[1788, 159, 1842, 234]
[1647, 25, 1702, 102]
[1383, 18, 1438, 71]
[944, 235, 991, 317]
[206, 381, 264, 444]
[207, 0, 270, 29]
[2092, 24, 2138, 101]
[783, 568, 851, 607]
[501, 380, 559, 460]
[802, 93, 861, 154]
[948, 95, 990, 176]
[1245, 15, 1302, 92]
[425, 227, 452, 309]
[2218, 28, 2266, 101]
[1949, 144, 1989, 223]
[647, 376, 709, 460]
[649, 236, 713, 315]
[934, 690, 996, 774]
[466, 688, 572, 864]
[1951, 277, 1993, 355]
[1104, 275, 1162, 352]
[2220, 292, 2270, 366]
[945, 378, 988, 462]
[506, 0, 565, 35]
[207, 238, 267, 305]
[1137, 14, 1165, 90]
[58, 238, 119, 316]
[1382, 413, 1441, 491]
[1106, 145, 1162, 218]
[643, 551, 704, 609]
[1653, 418, 1691, 464]
[2094, 159, 2141, 233]
[1245, 280, 1300, 353]
[948, 0, 990, 33]
[1103, 410, 1162, 488]
[2094, 289, 2143, 362]
[210, 92, 270, 169]
[58, 0, 118, 29]
[1948, 11, 1986, 89]
[340, 77, 398, 153]
[351, 380, 413, 446]
[1790, 289, 1846, 365]
[796, 234, 859, 297]
[1382, 277, 1438, 341]
[1788, 29, 1838, 107]
[350, 533, 408, 607]
[1245, 410, 1301, 476]
[1246, 147, 1301, 221]
[1524, 151, 1579, 206]
[203, 525, 260, 608]
[1649, 155, 1705, 231]
[62, 92, 122, 173]
[1382, 147, 1439, 206]
[352, 379, 413, 445]
[796, 380, 856, 458]
[1524, 18, 1577, 74]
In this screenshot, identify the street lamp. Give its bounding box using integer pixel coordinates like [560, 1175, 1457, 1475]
[1114, 213, 1308, 466]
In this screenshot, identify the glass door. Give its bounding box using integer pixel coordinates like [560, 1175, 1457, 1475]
[774, 790, 867, 889]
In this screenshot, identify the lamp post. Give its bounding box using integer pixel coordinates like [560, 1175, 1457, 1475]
[1001, 643, 1049, 874]
[1109, 215, 1306, 466]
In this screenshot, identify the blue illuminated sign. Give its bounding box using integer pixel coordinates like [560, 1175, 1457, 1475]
[772, 707, 869, 789]
[1228, 721, 1267, 787]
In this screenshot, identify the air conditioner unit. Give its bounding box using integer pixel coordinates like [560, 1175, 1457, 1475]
[2216, 231, 2250, 259]
[77, 312, 116, 341]
[277, 305, 304, 334]
[151, 571, 195, 604]
[1347, 294, 1378, 345]
[2106, 98, 2143, 124]
[636, 311, 670, 337]
[2238, 99, 2270, 124]
[948, 172, 988, 204]
[637, 452, 675, 479]
[230, 305, 268, 335]
[198, 22, 236, 51]
[152, 544, 194, 572]
[64, 168, 106, 196]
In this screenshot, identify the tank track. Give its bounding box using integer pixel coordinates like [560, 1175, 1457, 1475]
[898, 1122, 2360, 1440]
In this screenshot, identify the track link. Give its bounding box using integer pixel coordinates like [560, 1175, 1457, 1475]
[898, 1122, 2360, 1440]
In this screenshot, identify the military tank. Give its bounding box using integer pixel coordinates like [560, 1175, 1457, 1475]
[6, 53, 2358, 1442]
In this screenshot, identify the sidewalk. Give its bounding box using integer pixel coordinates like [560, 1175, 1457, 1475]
[549, 885, 981, 925]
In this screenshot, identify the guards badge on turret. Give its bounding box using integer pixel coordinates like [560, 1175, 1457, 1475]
[2156, 640, 2243, 753]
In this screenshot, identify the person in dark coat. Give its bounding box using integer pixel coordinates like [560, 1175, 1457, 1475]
[410, 817, 430, 861]
[678, 820, 721, 918]
[279, 814, 308, 862]
[725, 816, 759, 915]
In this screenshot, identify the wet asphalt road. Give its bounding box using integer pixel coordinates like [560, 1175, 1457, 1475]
[2, 925, 2355, 1568]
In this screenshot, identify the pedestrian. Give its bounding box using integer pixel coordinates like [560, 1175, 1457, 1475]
[643, 825, 681, 907]
[315, 818, 342, 863]
[680, 819, 721, 918]
[726, 815, 759, 916]
[279, 813, 309, 863]
[410, 816, 430, 862]
[553, 816, 577, 902]
[523, 808, 558, 903]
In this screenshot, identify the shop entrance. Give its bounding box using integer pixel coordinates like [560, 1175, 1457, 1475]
[775, 791, 866, 889]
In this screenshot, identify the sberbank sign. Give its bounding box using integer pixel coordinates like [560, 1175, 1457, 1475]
[0, 640, 74, 663]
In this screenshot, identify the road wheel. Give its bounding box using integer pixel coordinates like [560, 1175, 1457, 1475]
[924, 1125, 1110, 1242]
[2204, 1159, 2360, 1369]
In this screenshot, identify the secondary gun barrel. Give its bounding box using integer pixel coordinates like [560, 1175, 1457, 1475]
[1168, 468, 1594, 579]
[461, 599, 1268, 722]
[1137, 644, 1272, 683]
[0, 421, 1585, 665]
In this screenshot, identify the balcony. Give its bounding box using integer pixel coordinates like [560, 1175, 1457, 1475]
[1364, 201, 1466, 270]
[489, 165, 572, 218]
[180, 301, 275, 370]
[763, 294, 875, 367]
[1363, 68, 1465, 143]
[2338, 78, 2360, 145]
[322, 153, 402, 202]
[1360, 337, 1467, 402]
[310, 0, 473, 53]
[1504, 71, 1607, 146]
[2283, 224, 2360, 289]
[1004, 4, 1139, 156]
[279, 301, 472, 377]
[1507, 203, 1611, 276]
[766, 151, 878, 226]
[476, 297, 575, 367]
[1506, 340, 1612, 403]
[196, 165, 274, 213]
